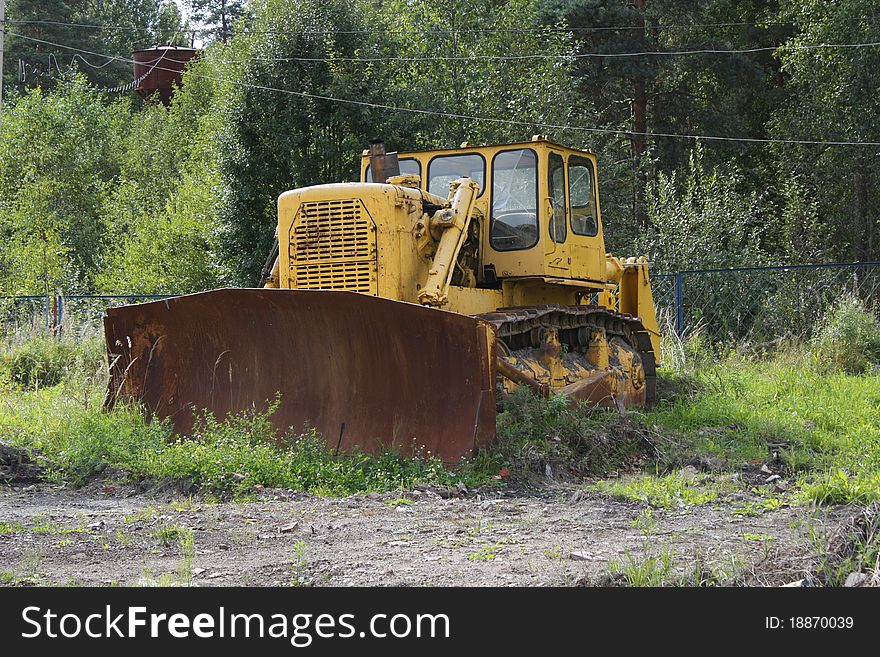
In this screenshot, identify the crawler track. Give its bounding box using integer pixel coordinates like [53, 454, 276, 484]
[476, 305, 657, 405]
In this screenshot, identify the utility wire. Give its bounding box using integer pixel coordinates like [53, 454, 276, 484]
[8, 31, 880, 148]
[8, 19, 880, 61]
[18, 39, 880, 65]
[216, 40, 880, 64]
[9, 17, 876, 35]
[4, 19, 142, 31]
[5, 18, 795, 33]
[236, 21, 792, 35]
[70, 53, 118, 69]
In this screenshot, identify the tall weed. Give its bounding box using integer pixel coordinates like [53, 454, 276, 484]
[810, 295, 880, 374]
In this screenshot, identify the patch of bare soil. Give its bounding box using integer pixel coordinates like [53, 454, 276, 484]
[0, 478, 853, 587]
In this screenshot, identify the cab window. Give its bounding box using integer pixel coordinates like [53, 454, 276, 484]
[569, 155, 598, 236]
[427, 153, 485, 197]
[490, 148, 538, 251]
[364, 157, 420, 183]
[548, 152, 567, 243]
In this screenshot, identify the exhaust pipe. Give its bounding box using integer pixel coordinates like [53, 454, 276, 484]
[368, 139, 401, 183]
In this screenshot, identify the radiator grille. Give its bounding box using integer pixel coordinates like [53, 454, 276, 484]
[289, 199, 377, 294]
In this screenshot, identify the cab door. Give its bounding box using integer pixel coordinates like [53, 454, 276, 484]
[567, 154, 605, 281]
[544, 151, 570, 276]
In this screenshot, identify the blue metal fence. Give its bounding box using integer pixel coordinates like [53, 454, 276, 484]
[60, 294, 176, 328]
[2, 261, 879, 342]
[652, 261, 880, 342]
[0, 294, 176, 332]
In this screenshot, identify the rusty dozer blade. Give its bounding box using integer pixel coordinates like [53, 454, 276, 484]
[104, 289, 497, 462]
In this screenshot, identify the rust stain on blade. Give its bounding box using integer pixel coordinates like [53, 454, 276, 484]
[104, 289, 497, 462]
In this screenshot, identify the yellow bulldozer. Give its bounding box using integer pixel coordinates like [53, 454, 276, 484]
[105, 136, 661, 462]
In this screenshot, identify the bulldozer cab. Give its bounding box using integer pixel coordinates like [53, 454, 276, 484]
[360, 136, 609, 289]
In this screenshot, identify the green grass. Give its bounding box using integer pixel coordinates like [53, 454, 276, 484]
[609, 549, 675, 587]
[177, 529, 195, 586]
[592, 472, 719, 509]
[289, 540, 309, 587]
[0, 393, 488, 495]
[31, 520, 86, 535]
[646, 358, 880, 468]
[152, 525, 184, 547]
[732, 497, 785, 516]
[799, 470, 880, 506]
[383, 497, 414, 506]
[467, 542, 503, 561]
[638, 351, 880, 505]
[0, 521, 26, 534]
[603, 548, 744, 587]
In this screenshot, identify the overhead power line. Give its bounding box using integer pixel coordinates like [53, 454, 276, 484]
[8, 19, 880, 61]
[7, 31, 880, 148]
[4, 18, 793, 33]
[7, 29, 879, 62]
[219, 40, 880, 64]
[9, 16, 878, 36]
[5, 19, 142, 31]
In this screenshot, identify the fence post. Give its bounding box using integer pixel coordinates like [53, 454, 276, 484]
[57, 291, 64, 335]
[674, 271, 685, 337]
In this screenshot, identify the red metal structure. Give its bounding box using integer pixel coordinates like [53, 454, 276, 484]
[133, 46, 199, 105]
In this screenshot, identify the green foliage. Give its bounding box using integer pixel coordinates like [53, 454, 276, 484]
[772, 0, 880, 263]
[0, 72, 229, 296]
[152, 525, 183, 547]
[94, 72, 230, 294]
[537, 0, 790, 238]
[44, 404, 172, 485]
[467, 542, 503, 561]
[177, 527, 195, 586]
[810, 295, 880, 374]
[0, 330, 104, 388]
[0, 521, 26, 534]
[774, 174, 828, 263]
[376, 0, 578, 148]
[187, 0, 248, 43]
[11, 397, 486, 493]
[288, 540, 309, 586]
[0, 77, 128, 294]
[637, 144, 768, 272]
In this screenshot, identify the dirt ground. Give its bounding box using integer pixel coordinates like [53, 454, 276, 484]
[0, 476, 851, 587]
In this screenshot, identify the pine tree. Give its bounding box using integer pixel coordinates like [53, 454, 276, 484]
[187, 0, 247, 43]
